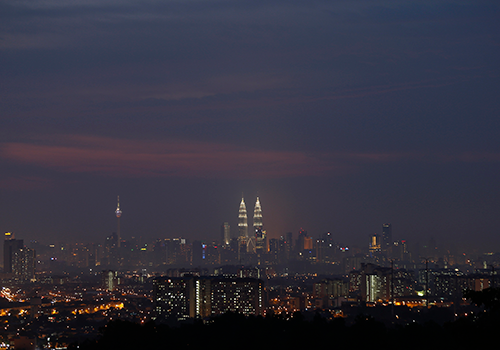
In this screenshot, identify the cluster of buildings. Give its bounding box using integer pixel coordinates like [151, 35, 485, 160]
[151, 261, 498, 321]
[12, 197, 418, 274]
[2, 232, 36, 282]
[219, 196, 350, 267]
[153, 275, 263, 320]
[96, 196, 345, 268]
[2, 195, 500, 334]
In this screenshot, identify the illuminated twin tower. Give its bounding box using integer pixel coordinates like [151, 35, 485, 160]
[238, 196, 266, 257]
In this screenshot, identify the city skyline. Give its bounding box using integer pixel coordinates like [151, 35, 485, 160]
[0, 183, 498, 254]
[1, 1, 500, 252]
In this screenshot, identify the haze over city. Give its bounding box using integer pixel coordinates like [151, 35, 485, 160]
[1, 0, 500, 253]
[3, 3, 500, 350]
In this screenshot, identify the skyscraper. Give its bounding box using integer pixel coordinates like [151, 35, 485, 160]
[102, 270, 118, 291]
[221, 222, 231, 246]
[382, 223, 392, 256]
[253, 197, 266, 255]
[238, 198, 248, 239]
[12, 247, 35, 282]
[369, 233, 382, 259]
[253, 197, 263, 230]
[4, 232, 23, 274]
[238, 197, 248, 259]
[317, 232, 335, 264]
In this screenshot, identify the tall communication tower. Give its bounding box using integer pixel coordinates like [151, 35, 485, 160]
[115, 196, 122, 248]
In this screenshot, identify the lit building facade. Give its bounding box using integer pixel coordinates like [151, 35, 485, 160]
[313, 278, 349, 308]
[12, 247, 35, 282]
[153, 276, 264, 320]
[209, 278, 264, 316]
[221, 222, 231, 246]
[102, 270, 119, 291]
[153, 277, 195, 321]
[3, 232, 23, 274]
[349, 263, 391, 302]
[369, 234, 381, 258]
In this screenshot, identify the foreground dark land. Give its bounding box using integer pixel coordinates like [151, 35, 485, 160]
[69, 288, 500, 350]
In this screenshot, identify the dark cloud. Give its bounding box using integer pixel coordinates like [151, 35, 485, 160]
[1, 0, 500, 250]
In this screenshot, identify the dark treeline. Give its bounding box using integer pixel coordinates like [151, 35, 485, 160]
[69, 288, 500, 350]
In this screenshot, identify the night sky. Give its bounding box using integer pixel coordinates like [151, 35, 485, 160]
[1, 0, 500, 252]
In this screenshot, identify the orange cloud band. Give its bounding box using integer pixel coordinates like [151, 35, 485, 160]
[0, 136, 341, 179]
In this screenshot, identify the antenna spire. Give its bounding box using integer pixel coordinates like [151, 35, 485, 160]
[115, 196, 122, 218]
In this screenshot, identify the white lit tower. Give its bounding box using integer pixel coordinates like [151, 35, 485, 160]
[115, 196, 122, 248]
[238, 197, 248, 259]
[253, 197, 265, 255]
[253, 197, 263, 230]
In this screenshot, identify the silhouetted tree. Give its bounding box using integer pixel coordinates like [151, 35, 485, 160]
[464, 287, 500, 312]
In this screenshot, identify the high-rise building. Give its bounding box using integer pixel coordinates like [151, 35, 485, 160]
[153, 276, 264, 320]
[153, 277, 195, 321]
[253, 197, 263, 229]
[154, 238, 186, 266]
[382, 223, 392, 255]
[221, 222, 231, 246]
[313, 278, 349, 308]
[369, 233, 381, 257]
[277, 232, 293, 263]
[268, 238, 278, 263]
[12, 247, 35, 282]
[316, 232, 335, 264]
[295, 229, 315, 261]
[393, 240, 411, 262]
[103, 232, 119, 267]
[238, 197, 248, 260]
[4, 232, 24, 274]
[192, 240, 204, 266]
[238, 197, 248, 240]
[350, 263, 391, 302]
[209, 277, 263, 316]
[253, 197, 266, 255]
[102, 270, 118, 291]
[286, 232, 293, 251]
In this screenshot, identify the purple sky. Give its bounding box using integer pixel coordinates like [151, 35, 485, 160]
[1, 0, 500, 252]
